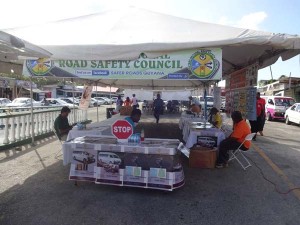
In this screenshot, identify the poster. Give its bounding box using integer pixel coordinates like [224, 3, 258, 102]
[69, 150, 96, 182]
[225, 63, 258, 120]
[79, 85, 93, 110]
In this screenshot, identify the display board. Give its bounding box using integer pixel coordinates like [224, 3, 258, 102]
[66, 136, 185, 191]
[225, 63, 258, 120]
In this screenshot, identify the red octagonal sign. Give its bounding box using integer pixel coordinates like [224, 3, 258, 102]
[112, 120, 133, 139]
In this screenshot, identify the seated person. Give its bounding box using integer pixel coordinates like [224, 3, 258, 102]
[188, 96, 201, 115]
[208, 107, 222, 129]
[125, 108, 142, 130]
[190, 104, 201, 116]
[216, 111, 251, 168]
[54, 106, 74, 141]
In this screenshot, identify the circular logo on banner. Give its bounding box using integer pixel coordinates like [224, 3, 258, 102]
[112, 120, 133, 139]
[188, 50, 220, 79]
[26, 58, 53, 76]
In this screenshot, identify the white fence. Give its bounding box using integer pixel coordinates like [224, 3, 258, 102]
[0, 107, 87, 145]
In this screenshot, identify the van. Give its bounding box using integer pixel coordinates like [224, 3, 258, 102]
[263, 96, 295, 121]
[98, 152, 122, 165]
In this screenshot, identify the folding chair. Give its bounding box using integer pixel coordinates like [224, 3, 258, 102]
[53, 127, 64, 158]
[228, 133, 256, 170]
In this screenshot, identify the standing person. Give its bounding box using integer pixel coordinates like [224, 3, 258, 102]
[115, 95, 123, 112]
[54, 106, 74, 141]
[131, 94, 138, 109]
[216, 111, 251, 168]
[153, 94, 164, 124]
[124, 97, 131, 106]
[249, 92, 265, 140]
[257, 92, 266, 136]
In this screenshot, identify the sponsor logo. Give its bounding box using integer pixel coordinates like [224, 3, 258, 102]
[188, 50, 220, 79]
[26, 58, 53, 76]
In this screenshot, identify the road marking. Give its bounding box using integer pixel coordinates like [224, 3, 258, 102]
[252, 143, 300, 200]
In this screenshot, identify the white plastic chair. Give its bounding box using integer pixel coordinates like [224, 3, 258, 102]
[228, 133, 256, 170]
[53, 127, 63, 158]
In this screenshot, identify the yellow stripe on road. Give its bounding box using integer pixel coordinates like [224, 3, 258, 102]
[252, 143, 300, 200]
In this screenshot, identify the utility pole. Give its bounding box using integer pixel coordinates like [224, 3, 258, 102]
[269, 66, 273, 82]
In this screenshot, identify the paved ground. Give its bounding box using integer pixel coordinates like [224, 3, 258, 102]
[0, 107, 300, 225]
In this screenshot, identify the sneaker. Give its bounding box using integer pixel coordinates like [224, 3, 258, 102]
[216, 163, 224, 168]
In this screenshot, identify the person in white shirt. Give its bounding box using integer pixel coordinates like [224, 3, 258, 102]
[131, 94, 138, 109]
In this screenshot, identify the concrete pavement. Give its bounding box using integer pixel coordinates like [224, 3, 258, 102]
[0, 107, 300, 225]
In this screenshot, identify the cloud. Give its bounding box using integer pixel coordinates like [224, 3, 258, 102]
[217, 11, 267, 30]
[237, 12, 267, 30]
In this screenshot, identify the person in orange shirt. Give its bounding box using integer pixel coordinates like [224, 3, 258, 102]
[123, 97, 131, 107]
[216, 111, 251, 168]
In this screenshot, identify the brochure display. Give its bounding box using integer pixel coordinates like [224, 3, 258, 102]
[64, 136, 185, 191]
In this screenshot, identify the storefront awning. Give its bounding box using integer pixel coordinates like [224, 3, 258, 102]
[23, 88, 47, 93]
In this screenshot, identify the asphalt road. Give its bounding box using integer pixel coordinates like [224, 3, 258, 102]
[0, 107, 300, 225]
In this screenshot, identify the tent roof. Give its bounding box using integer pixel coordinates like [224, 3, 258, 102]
[0, 31, 52, 62]
[4, 7, 300, 88]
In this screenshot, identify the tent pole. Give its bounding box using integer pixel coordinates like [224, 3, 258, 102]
[72, 79, 75, 123]
[109, 85, 112, 107]
[96, 82, 99, 122]
[204, 82, 207, 121]
[30, 75, 35, 145]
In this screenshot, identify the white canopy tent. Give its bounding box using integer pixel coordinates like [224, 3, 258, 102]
[4, 7, 300, 89]
[0, 30, 52, 63]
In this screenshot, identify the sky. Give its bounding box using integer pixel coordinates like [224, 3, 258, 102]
[0, 0, 299, 81]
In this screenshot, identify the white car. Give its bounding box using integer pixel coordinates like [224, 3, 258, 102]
[59, 98, 79, 105]
[6, 97, 42, 107]
[44, 98, 74, 107]
[285, 103, 300, 125]
[94, 97, 112, 105]
[0, 98, 11, 107]
[91, 98, 101, 107]
[199, 96, 214, 111]
[98, 152, 122, 165]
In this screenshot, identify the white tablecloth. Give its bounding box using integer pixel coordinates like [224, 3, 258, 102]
[67, 114, 127, 141]
[185, 127, 226, 149]
[67, 127, 111, 141]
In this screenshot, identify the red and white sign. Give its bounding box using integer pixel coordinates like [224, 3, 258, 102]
[112, 120, 133, 139]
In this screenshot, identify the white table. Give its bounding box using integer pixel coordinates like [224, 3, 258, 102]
[67, 114, 127, 141]
[185, 127, 226, 149]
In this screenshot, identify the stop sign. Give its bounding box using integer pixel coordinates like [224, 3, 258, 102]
[111, 120, 133, 139]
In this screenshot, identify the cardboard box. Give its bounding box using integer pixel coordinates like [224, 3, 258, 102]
[189, 146, 217, 169]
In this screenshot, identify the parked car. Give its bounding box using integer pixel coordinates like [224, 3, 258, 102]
[73, 151, 95, 163]
[6, 97, 42, 107]
[285, 103, 300, 125]
[44, 98, 74, 107]
[59, 98, 79, 105]
[94, 97, 112, 105]
[91, 98, 101, 107]
[263, 96, 295, 121]
[199, 96, 214, 111]
[98, 152, 122, 165]
[111, 97, 118, 103]
[0, 98, 11, 107]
